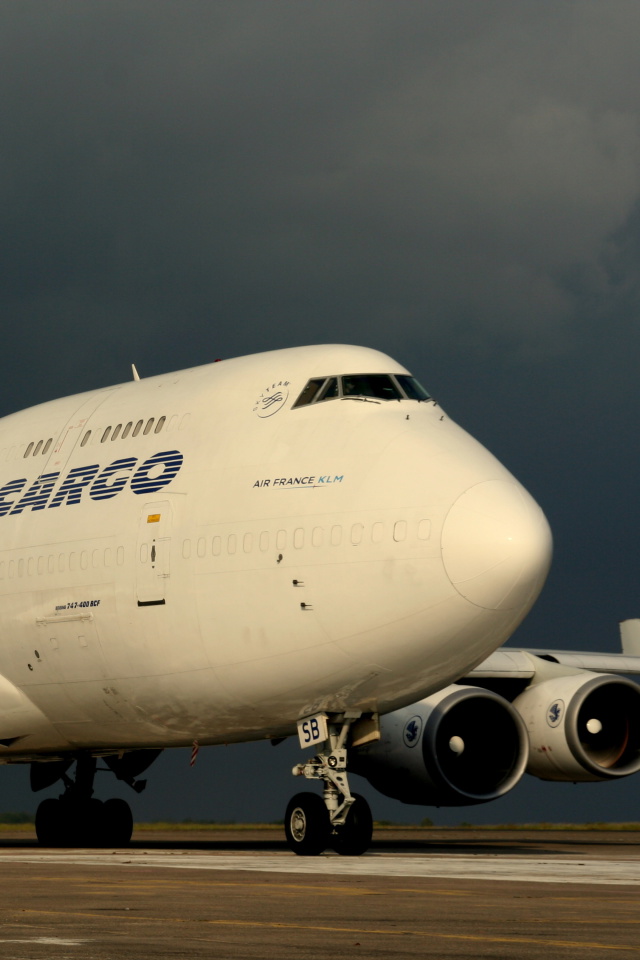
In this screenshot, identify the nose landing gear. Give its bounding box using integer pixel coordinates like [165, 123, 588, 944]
[286, 715, 373, 856]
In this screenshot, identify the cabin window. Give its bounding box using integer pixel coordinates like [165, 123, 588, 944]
[122, 422, 133, 439]
[259, 531, 269, 552]
[227, 534, 237, 555]
[24, 442, 34, 458]
[58, 553, 66, 572]
[312, 526, 323, 547]
[111, 424, 122, 441]
[143, 418, 155, 436]
[351, 523, 364, 545]
[330, 525, 342, 546]
[276, 529, 286, 551]
[371, 522, 384, 543]
[81, 431, 91, 447]
[197, 537, 206, 558]
[33, 440, 43, 456]
[418, 519, 431, 540]
[182, 539, 192, 559]
[42, 438, 52, 454]
[132, 420, 143, 437]
[393, 520, 407, 542]
[101, 427, 111, 443]
[212, 536, 221, 556]
[155, 416, 166, 434]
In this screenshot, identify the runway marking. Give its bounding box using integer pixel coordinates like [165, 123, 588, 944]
[19, 910, 640, 953]
[0, 938, 89, 945]
[3, 851, 640, 885]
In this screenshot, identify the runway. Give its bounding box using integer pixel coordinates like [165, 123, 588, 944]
[0, 827, 638, 959]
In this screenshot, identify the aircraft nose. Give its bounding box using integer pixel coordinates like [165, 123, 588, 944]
[441, 479, 552, 611]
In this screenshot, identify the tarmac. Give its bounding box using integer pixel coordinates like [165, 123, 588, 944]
[0, 826, 638, 959]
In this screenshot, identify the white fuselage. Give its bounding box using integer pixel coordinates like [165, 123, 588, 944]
[0, 345, 552, 758]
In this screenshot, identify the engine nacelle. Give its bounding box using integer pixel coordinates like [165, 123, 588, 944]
[513, 672, 640, 781]
[350, 685, 529, 806]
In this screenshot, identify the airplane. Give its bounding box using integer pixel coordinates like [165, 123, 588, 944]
[0, 343, 555, 854]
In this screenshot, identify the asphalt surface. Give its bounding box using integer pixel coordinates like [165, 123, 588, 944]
[0, 827, 638, 959]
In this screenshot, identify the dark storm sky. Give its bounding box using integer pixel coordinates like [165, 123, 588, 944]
[2, 1, 640, 824]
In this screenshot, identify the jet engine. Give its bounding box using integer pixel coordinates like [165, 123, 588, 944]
[349, 685, 529, 806]
[513, 672, 640, 781]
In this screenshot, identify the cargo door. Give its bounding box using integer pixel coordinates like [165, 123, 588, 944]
[136, 501, 172, 606]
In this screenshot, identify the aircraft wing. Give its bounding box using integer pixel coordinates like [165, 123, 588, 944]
[469, 618, 640, 677]
[468, 647, 640, 678]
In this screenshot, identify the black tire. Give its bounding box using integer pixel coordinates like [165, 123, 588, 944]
[102, 798, 134, 847]
[284, 792, 330, 856]
[78, 798, 105, 847]
[332, 793, 373, 856]
[35, 798, 65, 847]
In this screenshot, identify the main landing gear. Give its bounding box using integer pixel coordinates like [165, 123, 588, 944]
[32, 750, 160, 847]
[285, 715, 373, 856]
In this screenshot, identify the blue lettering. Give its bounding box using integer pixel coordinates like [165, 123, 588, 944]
[49, 464, 100, 508]
[10, 473, 60, 514]
[0, 478, 27, 517]
[90, 457, 138, 501]
[131, 450, 183, 495]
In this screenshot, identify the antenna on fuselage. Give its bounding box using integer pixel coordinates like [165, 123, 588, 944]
[131, 363, 141, 381]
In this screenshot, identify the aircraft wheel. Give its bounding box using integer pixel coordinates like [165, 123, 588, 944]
[79, 798, 106, 847]
[102, 798, 134, 846]
[35, 798, 68, 847]
[284, 792, 330, 856]
[332, 793, 373, 856]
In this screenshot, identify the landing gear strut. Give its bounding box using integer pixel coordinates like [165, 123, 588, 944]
[286, 714, 373, 856]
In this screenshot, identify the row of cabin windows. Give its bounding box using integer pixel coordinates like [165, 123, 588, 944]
[178, 518, 432, 560]
[23, 438, 54, 459]
[81, 415, 167, 447]
[0, 546, 125, 579]
[2, 518, 432, 579]
[3, 412, 190, 464]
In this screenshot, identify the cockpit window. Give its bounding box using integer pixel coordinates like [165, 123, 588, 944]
[395, 375, 432, 401]
[293, 378, 326, 408]
[293, 372, 433, 408]
[317, 377, 339, 401]
[342, 374, 402, 401]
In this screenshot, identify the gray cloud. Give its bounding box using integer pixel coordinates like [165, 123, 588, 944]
[2, 1, 640, 823]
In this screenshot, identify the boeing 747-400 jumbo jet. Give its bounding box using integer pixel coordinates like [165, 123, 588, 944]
[0, 343, 575, 853]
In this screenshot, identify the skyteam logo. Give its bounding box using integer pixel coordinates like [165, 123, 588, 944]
[403, 715, 423, 748]
[253, 380, 290, 418]
[0, 450, 183, 517]
[547, 699, 564, 728]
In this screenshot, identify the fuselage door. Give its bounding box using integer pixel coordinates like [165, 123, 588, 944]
[136, 501, 172, 605]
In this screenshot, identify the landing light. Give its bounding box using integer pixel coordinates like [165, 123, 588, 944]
[586, 718, 603, 735]
[448, 736, 465, 755]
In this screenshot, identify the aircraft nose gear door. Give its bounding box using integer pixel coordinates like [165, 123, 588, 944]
[136, 501, 172, 606]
